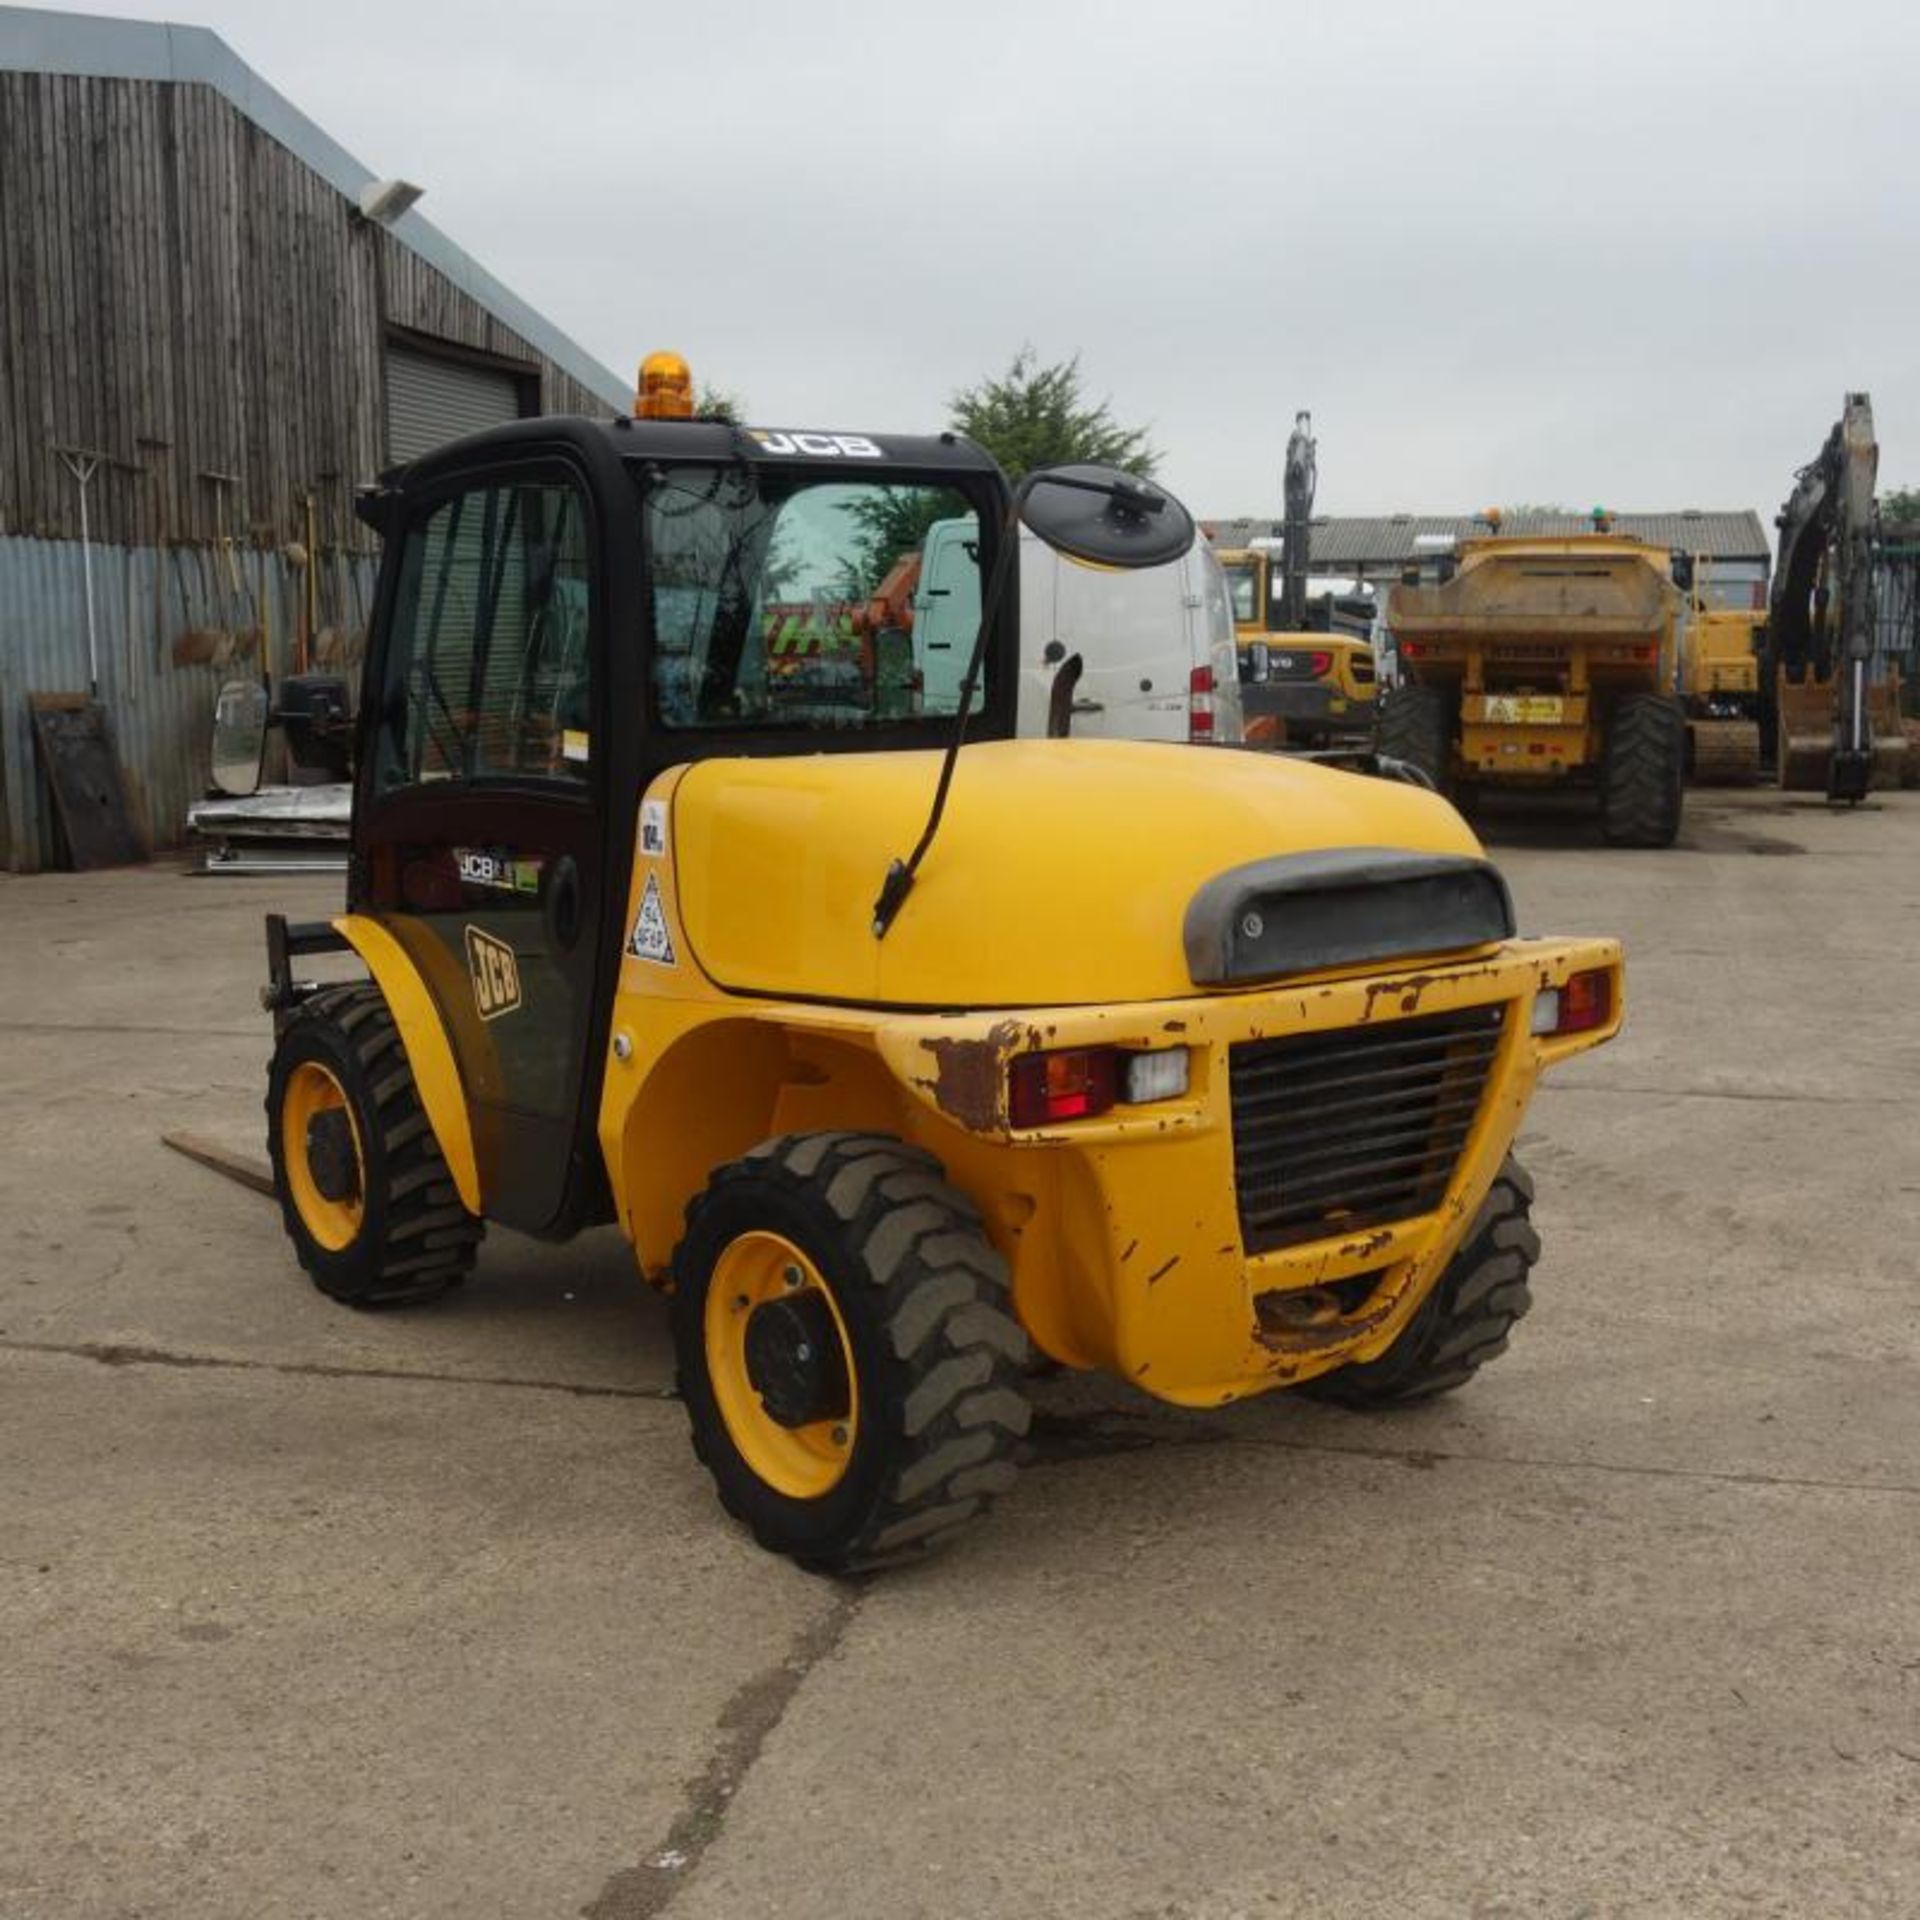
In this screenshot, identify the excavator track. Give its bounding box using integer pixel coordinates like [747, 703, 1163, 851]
[1689, 719, 1760, 785]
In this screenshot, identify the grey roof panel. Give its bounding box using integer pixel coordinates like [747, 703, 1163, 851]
[1204, 510, 1772, 567]
[0, 3, 630, 411]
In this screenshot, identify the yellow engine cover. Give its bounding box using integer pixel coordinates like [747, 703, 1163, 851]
[670, 738, 1482, 1007]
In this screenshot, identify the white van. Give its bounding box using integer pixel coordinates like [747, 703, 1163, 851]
[913, 518, 1244, 745]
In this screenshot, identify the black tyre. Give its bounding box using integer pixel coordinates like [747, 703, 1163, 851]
[1600, 694, 1686, 846]
[1302, 1158, 1538, 1408]
[672, 1132, 1030, 1574]
[1375, 683, 1454, 793]
[265, 982, 483, 1306]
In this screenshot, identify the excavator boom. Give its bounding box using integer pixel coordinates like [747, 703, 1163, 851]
[1767, 393, 1905, 800]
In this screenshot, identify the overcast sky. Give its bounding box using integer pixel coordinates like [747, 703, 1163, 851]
[69, 0, 1920, 524]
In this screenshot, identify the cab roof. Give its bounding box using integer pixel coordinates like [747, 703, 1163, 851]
[376, 413, 1005, 493]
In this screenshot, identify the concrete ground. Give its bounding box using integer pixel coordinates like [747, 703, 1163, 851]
[2, 786, 1917, 1919]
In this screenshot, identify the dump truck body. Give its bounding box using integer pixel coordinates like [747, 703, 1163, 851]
[1381, 534, 1687, 844]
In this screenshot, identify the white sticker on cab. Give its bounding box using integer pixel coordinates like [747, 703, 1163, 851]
[629, 872, 675, 967]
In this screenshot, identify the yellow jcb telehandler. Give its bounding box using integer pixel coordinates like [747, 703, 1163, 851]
[258, 353, 1623, 1572]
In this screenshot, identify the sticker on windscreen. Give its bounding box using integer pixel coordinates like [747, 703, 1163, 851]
[456, 848, 544, 895]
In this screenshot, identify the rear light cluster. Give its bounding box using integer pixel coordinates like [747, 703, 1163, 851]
[1529, 968, 1613, 1037]
[1309, 649, 1333, 677]
[1188, 666, 1214, 740]
[1008, 1046, 1191, 1129]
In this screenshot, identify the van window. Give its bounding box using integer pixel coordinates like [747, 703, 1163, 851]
[645, 467, 981, 730]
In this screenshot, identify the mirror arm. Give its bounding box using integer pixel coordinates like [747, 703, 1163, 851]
[871, 479, 1034, 939]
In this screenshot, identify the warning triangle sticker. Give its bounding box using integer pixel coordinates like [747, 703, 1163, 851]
[629, 872, 676, 966]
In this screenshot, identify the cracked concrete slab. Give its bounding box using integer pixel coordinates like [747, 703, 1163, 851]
[2, 790, 1918, 1917]
[0, 1347, 835, 1920]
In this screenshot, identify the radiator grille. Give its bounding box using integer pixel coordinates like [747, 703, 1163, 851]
[1230, 1005, 1507, 1253]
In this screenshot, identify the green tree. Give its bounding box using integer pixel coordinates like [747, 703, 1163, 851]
[950, 349, 1158, 482]
[1879, 485, 1920, 525]
[697, 384, 745, 424]
[840, 488, 958, 600]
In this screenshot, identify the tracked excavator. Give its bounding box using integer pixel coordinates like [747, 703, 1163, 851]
[1766, 393, 1907, 799]
[1229, 412, 1380, 746]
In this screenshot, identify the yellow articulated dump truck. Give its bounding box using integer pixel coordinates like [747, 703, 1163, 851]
[255, 354, 1623, 1573]
[1380, 529, 1687, 846]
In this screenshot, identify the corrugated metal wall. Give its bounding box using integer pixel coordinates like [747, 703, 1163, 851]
[0, 534, 375, 869]
[0, 60, 624, 868]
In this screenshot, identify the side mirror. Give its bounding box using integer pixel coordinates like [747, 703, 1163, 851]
[1018, 463, 1195, 570]
[210, 679, 269, 796]
[274, 674, 355, 781]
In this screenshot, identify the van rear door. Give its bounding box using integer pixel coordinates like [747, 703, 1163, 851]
[1046, 542, 1190, 741]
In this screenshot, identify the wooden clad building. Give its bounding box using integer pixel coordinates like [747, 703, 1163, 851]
[0, 5, 629, 868]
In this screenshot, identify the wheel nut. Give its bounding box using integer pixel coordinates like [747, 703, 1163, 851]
[783, 1265, 803, 1289]
[831, 1425, 849, 1446]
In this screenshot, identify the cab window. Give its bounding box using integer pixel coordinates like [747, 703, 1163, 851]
[1222, 559, 1260, 626]
[378, 479, 593, 788]
[645, 466, 980, 729]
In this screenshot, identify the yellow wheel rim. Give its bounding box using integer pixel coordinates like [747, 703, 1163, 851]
[280, 1061, 366, 1253]
[704, 1230, 859, 1501]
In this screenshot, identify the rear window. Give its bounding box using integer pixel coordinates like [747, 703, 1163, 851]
[644, 465, 985, 730]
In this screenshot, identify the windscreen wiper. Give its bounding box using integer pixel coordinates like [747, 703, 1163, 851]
[871, 467, 1176, 938]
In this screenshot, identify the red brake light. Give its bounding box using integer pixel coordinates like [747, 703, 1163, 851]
[1188, 665, 1215, 740]
[1310, 650, 1333, 676]
[1557, 968, 1613, 1035]
[1401, 641, 1424, 660]
[1008, 1048, 1119, 1128]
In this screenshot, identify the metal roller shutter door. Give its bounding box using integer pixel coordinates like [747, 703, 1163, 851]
[385, 346, 523, 464]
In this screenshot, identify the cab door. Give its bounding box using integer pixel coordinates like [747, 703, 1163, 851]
[356, 460, 616, 1234]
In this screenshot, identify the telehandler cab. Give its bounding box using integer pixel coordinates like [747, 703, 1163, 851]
[262, 354, 1623, 1573]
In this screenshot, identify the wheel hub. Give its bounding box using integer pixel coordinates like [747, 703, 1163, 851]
[305, 1108, 362, 1203]
[743, 1291, 851, 1429]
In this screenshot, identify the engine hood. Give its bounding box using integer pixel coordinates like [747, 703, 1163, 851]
[668, 739, 1493, 1008]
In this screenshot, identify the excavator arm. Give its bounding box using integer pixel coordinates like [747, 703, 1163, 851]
[1766, 393, 1892, 801]
[1279, 411, 1317, 631]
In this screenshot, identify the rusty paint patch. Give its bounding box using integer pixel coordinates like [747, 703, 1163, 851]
[1338, 1228, 1394, 1261]
[1162, 1018, 1188, 1033]
[1252, 1274, 1402, 1356]
[918, 1018, 1024, 1132]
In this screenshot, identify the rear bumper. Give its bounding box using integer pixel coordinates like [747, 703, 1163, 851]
[872, 935, 1622, 1406]
[1243, 680, 1372, 733]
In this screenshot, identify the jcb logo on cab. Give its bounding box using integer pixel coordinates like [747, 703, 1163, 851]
[747, 430, 882, 459]
[465, 926, 522, 1020]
